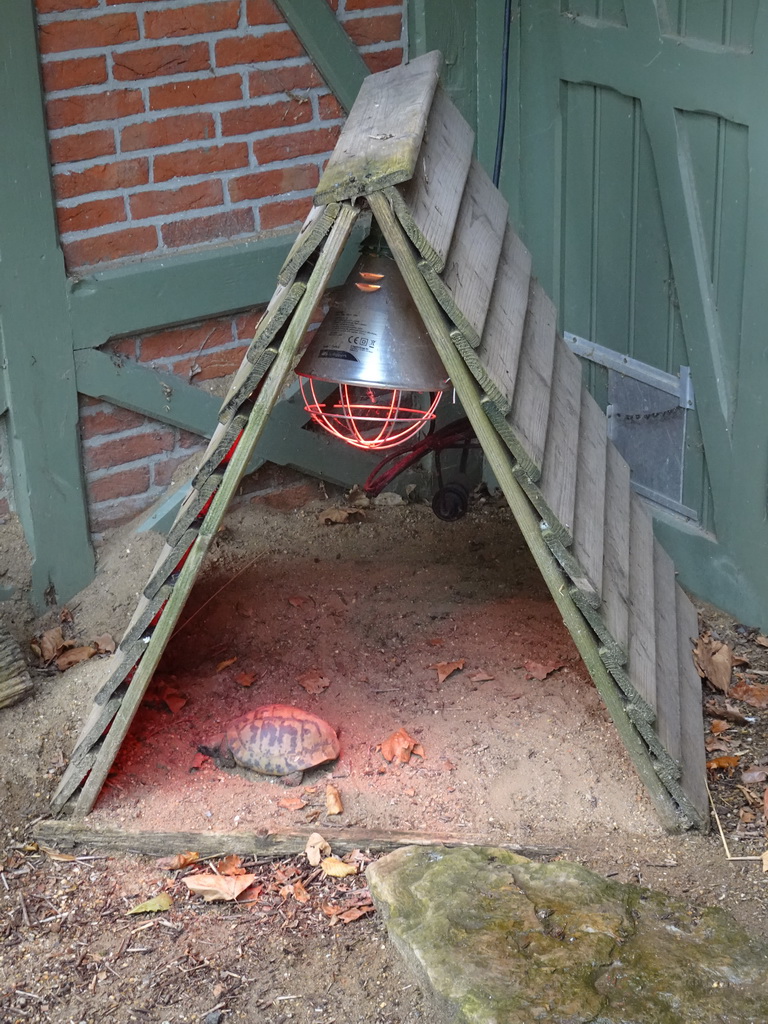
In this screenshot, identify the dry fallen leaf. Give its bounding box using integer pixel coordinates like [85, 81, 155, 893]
[742, 767, 768, 785]
[39, 846, 76, 862]
[729, 681, 768, 709]
[693, 633, 734, 694]
[156, 851, 199, 871]
[431, 660, 465, 685]
[524, 658, 565, 681]
[278, 795, 307, 811]
[184, 872, 256, 902]
[326, 784, 343, 816]
[217, 854, 245, 876]
[740, 807, 756, 823]
[216, 657, 237, 672]
[756, 635, 768, 648]
[127, 893, 173, 915]
[704, 738, 731, 753]
[761, 850, 768, 873]
[710, 719, 731, 734]
[55, 645, 97, 671]
[161, 687, 187, 714]
[297, 671, 331, 695]
[321, 856, 357, 878]
[305, 832, 331, 866]
[469, 670, 495, 682]
[339, 904, 375, 924]
[321, 507, 365, 525]
[292, 878, 311, 904]
[706, 755, 741, 771]
[38, 627, 66, 663]
[379, 727, 425, 764]
[92, 633, 116, 654]
[234, 671, 257, 687]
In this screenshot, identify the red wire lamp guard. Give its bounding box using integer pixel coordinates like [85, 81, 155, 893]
[296, 234, 449, 451]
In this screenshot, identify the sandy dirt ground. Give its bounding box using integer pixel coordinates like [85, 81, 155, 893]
[2, 483, 768, 1024]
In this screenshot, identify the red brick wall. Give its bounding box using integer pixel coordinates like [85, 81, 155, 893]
[37, 0, 404, 269]
[28, 0, 405, 533]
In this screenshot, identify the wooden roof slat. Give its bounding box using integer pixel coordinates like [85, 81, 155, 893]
[676, 588, 709, 824]
[536, 339, 583, 543]
[166, 472, 222, 548]
[600, 442, 632, 658]
[570, 387, 608, 601]
[653, 540, 683, 764]
[278, 203, 339, 285]
[480, 278, 557, 483]
[314, 51, 442, 205]
[386, 85, 474, 272]
[627, 492, 657, 712]
[420, 157, 508, 347]
[453, 226, 532, 414]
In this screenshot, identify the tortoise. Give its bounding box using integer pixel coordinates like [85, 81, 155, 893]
[199, 704, 340, 785]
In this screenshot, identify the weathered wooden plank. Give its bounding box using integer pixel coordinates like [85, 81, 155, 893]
[219, 345, 278, 425]
[121, 586, 173, 649]
[368, 189, 685, 832]
[315, 51, 442, 205]
[386, 85, 474, 272]
[451, 225, 532, 413]
[247, 279, 308, 365]
[50, 749, 98, 814]
[166, 472, 223, 549]
[627, 492, 657, 712]
[601, 443, 632, 658]
[481, 398, 541, 483]
[34, 820, 560, 860]
[537, 340, 583, 542]
[92, 642, 144, 707]
[421, 157, 508, 347]
[626, 701, 682, 781]
[143, 530, 196, 601]
[507, 279, 558, 473]
[675, 587, 708, 826]
[277, 203, 339, 284]
[542, 526, 601, 608]
[511, 465, 571, 545]
[653, 540, 683, 765]
[67, 204, 361, 818]
[570, 587, 626, 668]
[571, 388, 607, 600]
[191, 405, 252, 490]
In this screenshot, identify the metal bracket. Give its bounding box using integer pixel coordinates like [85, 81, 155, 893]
[563, 332, 695, 410]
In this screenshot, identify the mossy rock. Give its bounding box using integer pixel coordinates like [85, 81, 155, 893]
[367, 845, 768, 1024]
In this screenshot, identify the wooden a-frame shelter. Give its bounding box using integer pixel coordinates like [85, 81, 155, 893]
[48, 51, 708, 833]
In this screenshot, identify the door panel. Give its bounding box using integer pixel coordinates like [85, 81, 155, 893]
[512, 0, 768, 623]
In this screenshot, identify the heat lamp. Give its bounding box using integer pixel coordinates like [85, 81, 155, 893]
[296, 231, 449, 451]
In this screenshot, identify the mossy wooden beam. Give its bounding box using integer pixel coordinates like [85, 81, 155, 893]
[368, 190, 688, 831]
[34, 821, 560, 860]
[69, 204, 360, 818]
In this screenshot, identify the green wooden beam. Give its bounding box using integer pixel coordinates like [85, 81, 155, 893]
[0, 0, 94, 607]
[273, 0, 369, 112]
[75, 348, 222, 436]
[69, 235, 293, 351]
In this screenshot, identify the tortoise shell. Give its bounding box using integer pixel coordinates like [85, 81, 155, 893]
[219, 704, 340, 777]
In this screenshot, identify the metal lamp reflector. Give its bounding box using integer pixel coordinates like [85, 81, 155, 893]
[296, 251, 448, 451]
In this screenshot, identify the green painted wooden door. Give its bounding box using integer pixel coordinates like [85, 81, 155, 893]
[497, 0, 768, 626]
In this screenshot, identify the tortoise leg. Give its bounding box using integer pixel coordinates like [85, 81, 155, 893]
[280, 770, 304, 787]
